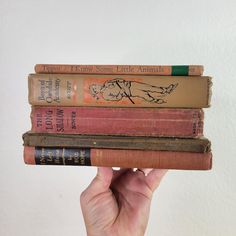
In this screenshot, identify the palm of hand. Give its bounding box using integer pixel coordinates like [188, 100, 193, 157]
[80, 168, 167, 236]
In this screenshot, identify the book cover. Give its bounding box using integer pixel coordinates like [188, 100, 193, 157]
[34, 64, 204, 76]
[24, 146, 212, 170]
[31, 106, 204, 137]
[22, 132, 211, 153]
[28, 74, 212, 108]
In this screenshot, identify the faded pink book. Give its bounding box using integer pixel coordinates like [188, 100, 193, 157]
[31, 107, 204, 138]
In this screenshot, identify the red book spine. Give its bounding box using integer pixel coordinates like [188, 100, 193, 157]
[31, 107, 204, 138]
[24, 146, 212, 170]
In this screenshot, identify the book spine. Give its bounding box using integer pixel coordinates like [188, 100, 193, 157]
[24, 146, 212, 170]
[22, 132, 211, 152]
[28, 74, 212, 108]
[34, 64, 204, 76]
[31, 107, 204, 137]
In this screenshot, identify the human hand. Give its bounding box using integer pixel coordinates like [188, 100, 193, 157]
[80, 167, 167, 236]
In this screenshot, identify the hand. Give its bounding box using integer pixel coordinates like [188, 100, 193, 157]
[80, 167, 167, 236]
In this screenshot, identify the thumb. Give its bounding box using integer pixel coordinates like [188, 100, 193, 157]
[84, 167, 113, 197]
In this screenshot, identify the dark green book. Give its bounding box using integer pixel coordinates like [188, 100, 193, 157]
[22, 132, 211, 153]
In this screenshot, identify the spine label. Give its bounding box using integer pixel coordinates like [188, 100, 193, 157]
[35, 147, 91, 165]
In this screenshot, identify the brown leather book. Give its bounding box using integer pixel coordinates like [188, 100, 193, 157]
[23, 146, 212, 170]
[22, 132, 211, 153]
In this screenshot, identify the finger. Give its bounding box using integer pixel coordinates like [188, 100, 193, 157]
[145, 169, 168, 192]
[112, 168, 130, 181]
[135, 168, 152, 176]
[85, 167, 113, 196]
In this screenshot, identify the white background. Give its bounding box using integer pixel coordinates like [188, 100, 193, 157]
[1, 0, 236, 235]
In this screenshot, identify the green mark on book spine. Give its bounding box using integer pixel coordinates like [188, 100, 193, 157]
[171, 66, 189, 76]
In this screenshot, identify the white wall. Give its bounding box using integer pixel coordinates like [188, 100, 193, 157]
[0, 0, 235, 235]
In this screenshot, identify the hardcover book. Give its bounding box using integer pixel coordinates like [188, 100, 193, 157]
[23, 146, 212, 170]
[34, 64, 204, 76]
[28, 74, 212, 108]
[31, 107, 204, 137]
[22, 132, 211, 152]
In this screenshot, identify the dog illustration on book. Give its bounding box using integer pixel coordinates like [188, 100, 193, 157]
[89, 79, 178, 104]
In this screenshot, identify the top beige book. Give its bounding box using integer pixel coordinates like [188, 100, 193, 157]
[28, 74, 212, 108]
[35, 64, 204, 76]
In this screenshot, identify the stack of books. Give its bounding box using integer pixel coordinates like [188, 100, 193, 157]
[23, 64, 212, 170]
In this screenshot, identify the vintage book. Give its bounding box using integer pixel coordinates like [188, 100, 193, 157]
[22, 132, 211, 153]
[23, 146, 212, 170]
[34, 64, 204, 76]
[28, 74, 212, 108]
[31, 106, 204, 138]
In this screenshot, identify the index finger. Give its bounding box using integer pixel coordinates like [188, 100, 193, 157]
[145, 169, 168, 192]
